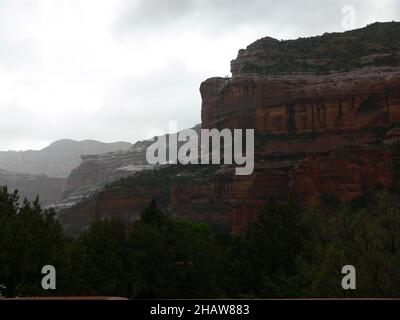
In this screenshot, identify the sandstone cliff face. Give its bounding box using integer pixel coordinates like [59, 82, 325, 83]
[201, 68, 400, 133]
[198, 66, 400, 232]
[60, 22, 400, 235]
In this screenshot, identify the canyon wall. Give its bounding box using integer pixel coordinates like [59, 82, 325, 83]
[59, 22, 400, 235]
[200, 68, 400, 133]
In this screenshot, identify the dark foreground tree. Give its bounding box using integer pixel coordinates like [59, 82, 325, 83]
[2, 185, 400, 298]
[0, 186, 67, 297]
[310, 192, 400, 297]
[126, 200, 222, 298]
[68, 218, 129, 297]
[222, 198, 309, 298]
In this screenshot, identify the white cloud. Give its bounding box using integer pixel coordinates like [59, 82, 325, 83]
[0, 0, 398, 150]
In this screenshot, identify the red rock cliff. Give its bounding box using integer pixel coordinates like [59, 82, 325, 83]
[60, 22, 400, 235]
[201, 68, 400, 133]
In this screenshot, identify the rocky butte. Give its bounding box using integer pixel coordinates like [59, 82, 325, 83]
[59, 22, 400, 235]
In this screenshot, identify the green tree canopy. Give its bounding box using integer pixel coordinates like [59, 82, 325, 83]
[0, 186, 67, 297]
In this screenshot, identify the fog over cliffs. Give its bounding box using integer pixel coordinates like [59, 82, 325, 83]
[0, 139, 132, 178]
[0, 139, 132, 206]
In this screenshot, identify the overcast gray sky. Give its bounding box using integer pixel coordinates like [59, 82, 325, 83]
[0, 0, 398, 150]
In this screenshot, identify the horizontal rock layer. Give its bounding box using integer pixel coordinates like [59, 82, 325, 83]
[201, 68, 400, 133]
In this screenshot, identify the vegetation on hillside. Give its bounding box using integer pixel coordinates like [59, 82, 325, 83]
[238, 22, 400, 75]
